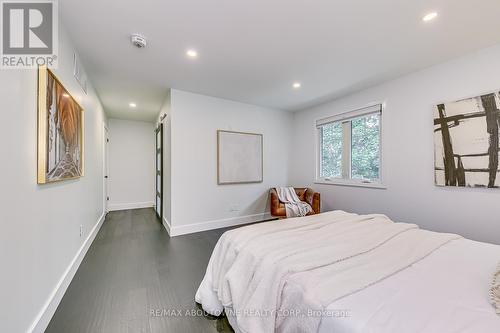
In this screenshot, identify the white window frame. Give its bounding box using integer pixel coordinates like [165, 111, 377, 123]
[315, 102, 386, 189]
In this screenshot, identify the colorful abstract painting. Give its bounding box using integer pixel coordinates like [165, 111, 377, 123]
[434, 92, 500, 188]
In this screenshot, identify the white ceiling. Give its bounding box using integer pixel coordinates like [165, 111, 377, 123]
[61, 0, 500, 121]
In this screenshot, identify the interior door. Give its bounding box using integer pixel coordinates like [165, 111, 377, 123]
[155, 123, 163, 220]
[103, 125, 109, 214]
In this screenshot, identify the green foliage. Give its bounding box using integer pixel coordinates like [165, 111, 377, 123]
[320, 114, 380, 180]
[321, 122, 343, 178]
[351, 115, 380, 180]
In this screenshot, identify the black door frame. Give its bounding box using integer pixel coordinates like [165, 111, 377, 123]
[155, 123, 163, 221]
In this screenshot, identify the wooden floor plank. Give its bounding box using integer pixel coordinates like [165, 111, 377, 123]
[46, 208, 233, 333]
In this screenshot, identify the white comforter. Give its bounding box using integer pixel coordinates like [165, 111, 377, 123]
[321, 238, 500, 333]
[195, 211, 462, 333]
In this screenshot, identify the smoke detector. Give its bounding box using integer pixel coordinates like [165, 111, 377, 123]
[131, 34, 147, 48]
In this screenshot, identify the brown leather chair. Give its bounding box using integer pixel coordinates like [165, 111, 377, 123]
[270, 188, 320, 217]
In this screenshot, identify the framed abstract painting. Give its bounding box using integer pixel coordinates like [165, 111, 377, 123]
[434, 91, 500, 188]
[37, 66, 84, 184]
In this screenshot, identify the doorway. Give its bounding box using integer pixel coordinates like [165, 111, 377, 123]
[103, 124, 109, 214]
[155, 123, 163, 220]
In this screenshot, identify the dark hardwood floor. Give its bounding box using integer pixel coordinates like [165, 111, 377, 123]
[46, 208, 234, 333]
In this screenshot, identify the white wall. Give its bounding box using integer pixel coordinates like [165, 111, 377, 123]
[291, 44, 500, 245]
[166, 89, 292, 235]
[0, 25, 107, 332]
[108, 119, 155, 210]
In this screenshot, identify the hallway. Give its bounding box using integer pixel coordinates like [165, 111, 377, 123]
[46, 209, 232, 333]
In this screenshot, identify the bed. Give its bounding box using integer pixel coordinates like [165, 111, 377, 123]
[195, 211, 500, 333]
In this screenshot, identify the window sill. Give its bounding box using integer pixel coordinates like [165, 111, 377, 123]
[314, 179, 387, 189]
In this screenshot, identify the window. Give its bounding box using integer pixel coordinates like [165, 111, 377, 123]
[317, 104, 383, 186]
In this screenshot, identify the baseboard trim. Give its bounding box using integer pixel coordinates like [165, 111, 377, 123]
[107, 201, 154, 211]
[169, 212, 273, 236]
[29, 211, 106, 333]
[162, 216, 171, 236]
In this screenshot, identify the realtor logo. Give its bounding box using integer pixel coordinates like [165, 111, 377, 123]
[1, 0, 58, 69]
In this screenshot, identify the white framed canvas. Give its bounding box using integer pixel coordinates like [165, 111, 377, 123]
[217, 130, 263, 185]
[434, 91, 500, 188]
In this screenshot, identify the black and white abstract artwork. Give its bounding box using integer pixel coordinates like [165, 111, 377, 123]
[434, 91, 500, 188]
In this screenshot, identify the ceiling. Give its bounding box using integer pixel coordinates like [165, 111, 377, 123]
[60, 0, 500, 121]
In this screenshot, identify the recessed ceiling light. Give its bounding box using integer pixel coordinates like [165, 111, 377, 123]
[62, 93, 70, 98]
[186, 49, 198, 58]
[129, 102, 137, 108]
[422, 12, 438, 22]
[293, 82, 301, 89]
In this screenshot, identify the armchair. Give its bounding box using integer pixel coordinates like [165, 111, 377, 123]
[270, 187, 320, 218]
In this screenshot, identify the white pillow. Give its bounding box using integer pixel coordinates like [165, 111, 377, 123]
[491, 263, 500, 315]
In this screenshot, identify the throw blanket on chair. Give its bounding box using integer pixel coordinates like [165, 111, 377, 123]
[275, 187, 312, 217]
[195, 211, 461, 333]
